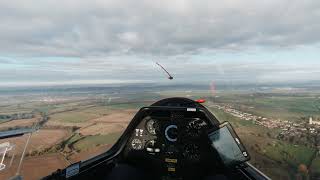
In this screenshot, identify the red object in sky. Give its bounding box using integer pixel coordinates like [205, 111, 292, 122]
[195, 99, 206, 103]
[210, 81, 216, 96]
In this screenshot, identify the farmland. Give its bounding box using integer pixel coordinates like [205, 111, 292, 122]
[0, 85, 319, 179]
[0, 154, 69, 180]
[208, 94, 320, 179]
[208, 92, 320, 122]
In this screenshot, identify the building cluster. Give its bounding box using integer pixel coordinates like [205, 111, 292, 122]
[210, 104, 258, 120]
[40, 97, 69, 103]
[210, 104, 281, 128]
[210, 103, 320, 135]
[209, 102, 320, 152]
[309, 117, 320, 126]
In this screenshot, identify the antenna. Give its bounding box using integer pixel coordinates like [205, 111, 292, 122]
[156, 62, 173, 80]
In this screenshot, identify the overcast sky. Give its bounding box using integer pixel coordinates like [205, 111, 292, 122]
[0, 0, 320, 86]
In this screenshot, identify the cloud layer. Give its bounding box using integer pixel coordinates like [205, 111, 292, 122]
[1, 0, 320, 57]
[0, 0, 320, 86]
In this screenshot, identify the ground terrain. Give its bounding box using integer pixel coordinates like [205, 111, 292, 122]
[0, 87, 319, 180]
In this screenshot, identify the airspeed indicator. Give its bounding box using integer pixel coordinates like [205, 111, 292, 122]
[146, 119, 158, 135]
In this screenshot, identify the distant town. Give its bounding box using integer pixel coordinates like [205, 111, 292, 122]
[209, 103, 320, 151]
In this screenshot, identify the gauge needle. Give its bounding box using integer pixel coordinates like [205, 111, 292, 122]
[156, 62, 173, 80]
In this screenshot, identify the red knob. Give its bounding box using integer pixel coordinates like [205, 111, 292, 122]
[195, 99, 206, 103]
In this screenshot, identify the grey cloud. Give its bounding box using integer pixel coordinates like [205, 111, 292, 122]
[0, 0, 320, 57]
[1, 0, 320, 86]
[0, 59, 12, 64]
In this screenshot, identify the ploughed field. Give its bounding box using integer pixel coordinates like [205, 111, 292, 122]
[0, 117, 39, 131]
[0, 154, 70, 180]
[0, 129, 70, 155]
[0, 129, 71, 180]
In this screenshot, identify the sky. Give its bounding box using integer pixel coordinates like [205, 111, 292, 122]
[0, 0, 320, 87]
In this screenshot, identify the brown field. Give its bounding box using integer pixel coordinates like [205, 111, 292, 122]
[90, 109, 136, 123]
[45, 120, 90, 128]
[0, 109, 136, 179]
[27, 129, 70, 152]
[0, 129, 70, 155]
[79, 122, 127, 136]
[0, 154, 69, 180]
[0, 117, 40, 131]
[78, 109, 135, 135]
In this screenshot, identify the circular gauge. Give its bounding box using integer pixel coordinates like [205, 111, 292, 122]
[185, 119, 207, 138]
[165, 125, 178, 142]
[183, 143, 200, 162]
[146, 119, 158, 135]
[131, 139, 143, 150]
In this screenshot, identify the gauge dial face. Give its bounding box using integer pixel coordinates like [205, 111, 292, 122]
[146, 119, 157, 135]
[183, 143, 200, 162]
[185, 119, 207, 138]
[165, 125, 178, 142]
[131, 138, 143, 150]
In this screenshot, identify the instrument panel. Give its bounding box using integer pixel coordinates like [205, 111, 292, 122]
[124, 109, 216, 179]
[127, 116, 209, 154]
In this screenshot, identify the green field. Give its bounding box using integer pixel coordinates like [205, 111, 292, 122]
[50, 111, 101, 123]
[54, 132, 121, 155]
[0, 103, 37, 114]
[208, 106, 320, 179]
[73, 133, 121, 151]
[311, 157, 320, 175]
[160, 90, 320, 122]
[208, 92, 320, 122]
[48, 101, 148, 123]
[264, 142, 316, 168]
[80, 106, 110, 115]
[64, 133, 83, 146]
[106, 102, 150, 110]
